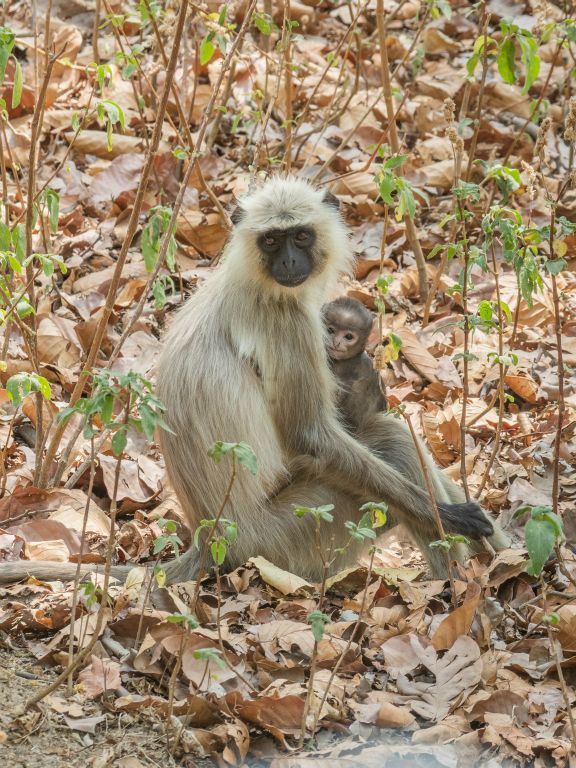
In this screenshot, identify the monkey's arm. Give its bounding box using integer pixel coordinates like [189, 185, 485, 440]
[294, 417, 493, 540]
[337, 354, 386, 430]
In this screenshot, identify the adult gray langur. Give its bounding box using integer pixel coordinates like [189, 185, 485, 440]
[0, 176, 507, 585]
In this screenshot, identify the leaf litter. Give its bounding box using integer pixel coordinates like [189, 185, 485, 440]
[0, 0, 575, 766]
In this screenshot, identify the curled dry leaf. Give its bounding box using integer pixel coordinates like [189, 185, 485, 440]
[249, 556, 314, 595]
[352, 693, 416, 729]
[504, 372, 540, 404]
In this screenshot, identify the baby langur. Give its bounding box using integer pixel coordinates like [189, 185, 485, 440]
[323, 297, 386, 431]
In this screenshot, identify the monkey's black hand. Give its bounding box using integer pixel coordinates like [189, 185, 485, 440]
[438, 502, 494, 540]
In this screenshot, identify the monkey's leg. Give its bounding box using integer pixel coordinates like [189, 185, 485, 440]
[223, 482, 364, 581]
[357, 415, 508, 577]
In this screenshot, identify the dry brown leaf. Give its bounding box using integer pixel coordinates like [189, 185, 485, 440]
[78, 655, 122, 699]
[25, 539, 69, 562]
[556, 604, 576, 652]
[6, 518, 82, 555]
[89, 154, 144, 203]
[431, 583, 481, 651]
[236, 695, 304, 743]
[395, 635, 483, 721]
[483, 81, 531, 118]
[395, 328, 439, 382]
[64, 130, 170, 159]
[504, 372, 540, 404]
[422, 27, 460, 54]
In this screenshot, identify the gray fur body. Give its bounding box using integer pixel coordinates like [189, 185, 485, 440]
[332, 352, 386, 432]
[155, 178, 502, 580]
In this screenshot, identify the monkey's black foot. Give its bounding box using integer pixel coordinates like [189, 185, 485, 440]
[438, 502, 494, 540]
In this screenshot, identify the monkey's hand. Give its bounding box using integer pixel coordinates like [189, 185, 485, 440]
[438, 502, 494, 540]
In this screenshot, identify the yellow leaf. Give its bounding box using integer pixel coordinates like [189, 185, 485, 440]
[553, 239, 568, 257]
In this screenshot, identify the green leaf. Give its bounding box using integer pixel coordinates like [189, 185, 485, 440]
[34, 374, 51, 400]
[193, 519, 216, 549]
[0, 222, 10, 251]
[192, 647, 224, 666]
[141, 220, 159, 272]
[545, 259, 567, 275]
[397, 184, 416, 221]
[518, 34, 540, 93]
[376, 275, 393, 294]
[139, 403, 158, 441]
[100, 393, 114, 425]
[293, 504, 334, 522]
[13, 223, 25, 263]
[499, 300, 512, 323]
[211, 538, 227, 566]
[200, 35, 215, 65]
[6, 372, 31, 406]
[466, 51, 480, 77]
[383, 154, 408, 170]
[453, 180, 481, 202]
[377, 170, 396, 205]
[359, 501, 388, 528]
[345, 520, 377, 541]
[525, 517, 556, 576]
[223, 519, 237, 544]
[11, 57, 22, 108]
[478, 300, 493, 321]
[233, 442, 258, 475]
[45, 189, 60, 233]
[0, 28, 15, 85]
[207, 440, 258, 474]
[15, 299, 34, 318]
[254, 12, 273, 34]
[152, 276, 167, 308]
[308, 610, 330, 642]
[497, 37, 516, 84]
[111, 425, 128, 456]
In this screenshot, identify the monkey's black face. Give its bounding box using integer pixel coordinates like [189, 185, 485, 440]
[257, 226, 316, 287]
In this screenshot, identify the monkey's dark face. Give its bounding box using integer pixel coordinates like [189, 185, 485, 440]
[257, 226, 317, 287]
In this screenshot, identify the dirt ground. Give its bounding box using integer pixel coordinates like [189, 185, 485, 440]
[0, 643, 497, 768]
[0, 645, 190, 768]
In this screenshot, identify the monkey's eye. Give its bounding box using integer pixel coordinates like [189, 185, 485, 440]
[344, 333, 355, 341]
[327, 327, 335, 335]
[264, 235, 278, 247]
[294, 230, 311, 244]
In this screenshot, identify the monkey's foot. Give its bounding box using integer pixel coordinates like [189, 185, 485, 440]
[438, 502, 494, 540]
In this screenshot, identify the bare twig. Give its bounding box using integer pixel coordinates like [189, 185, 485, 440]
[375, 0, 428, 301]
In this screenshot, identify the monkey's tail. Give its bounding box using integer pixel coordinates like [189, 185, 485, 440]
[0, 561, 133, 585]
[0, 549, 198, 586]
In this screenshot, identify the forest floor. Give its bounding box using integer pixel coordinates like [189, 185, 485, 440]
[0, 0, 575, 766]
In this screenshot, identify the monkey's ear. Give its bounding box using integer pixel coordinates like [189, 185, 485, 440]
[322, 190, 340, 211]
[230, 205, 246, 226]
